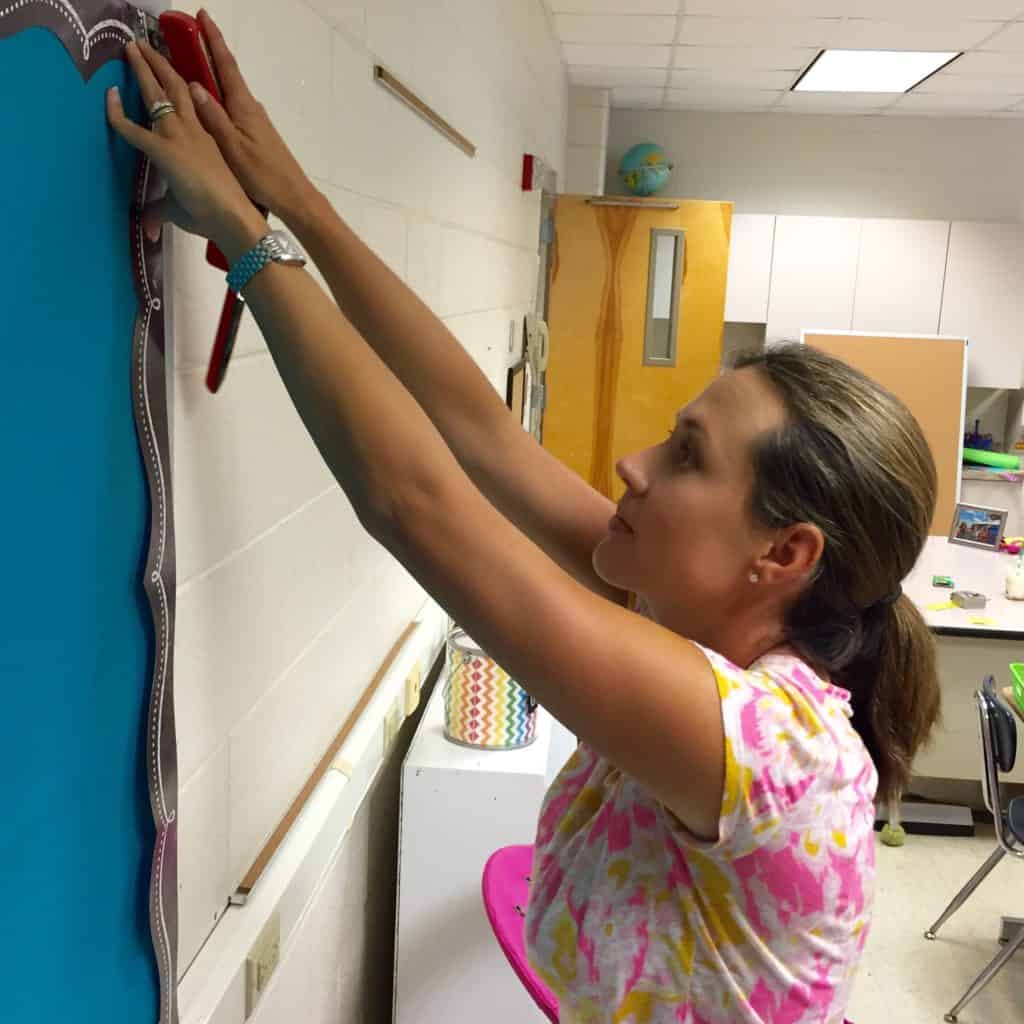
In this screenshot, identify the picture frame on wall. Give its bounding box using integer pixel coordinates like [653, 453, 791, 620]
[949, 502, 1008, 551]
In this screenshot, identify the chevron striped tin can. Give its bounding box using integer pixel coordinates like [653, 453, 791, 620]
[443, 627, 537, 750]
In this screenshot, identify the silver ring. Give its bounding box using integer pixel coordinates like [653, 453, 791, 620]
[148, 99, 176, 124]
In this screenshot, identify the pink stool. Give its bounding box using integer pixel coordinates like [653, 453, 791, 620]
[482, 844, 855, 1024]
[482, 844, 558, 1022]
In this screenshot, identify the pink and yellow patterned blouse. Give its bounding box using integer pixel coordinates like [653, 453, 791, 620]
[525, 646, 877, 1024]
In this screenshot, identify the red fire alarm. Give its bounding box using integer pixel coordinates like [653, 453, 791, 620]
[522, 153, 550, 191]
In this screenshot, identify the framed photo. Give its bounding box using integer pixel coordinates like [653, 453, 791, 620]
[949, 502, 1008, 551]
[506, 359, 528, 428]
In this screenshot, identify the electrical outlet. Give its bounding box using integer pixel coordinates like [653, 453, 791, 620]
[245, 910, 280, 1018]
[404, 662, 422, 716]
[383, 696, 403, 755]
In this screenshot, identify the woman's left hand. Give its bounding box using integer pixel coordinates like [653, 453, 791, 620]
[107, 39, 264, 258]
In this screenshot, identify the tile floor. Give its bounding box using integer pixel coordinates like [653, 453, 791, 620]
[849, 825, 1022, 1023]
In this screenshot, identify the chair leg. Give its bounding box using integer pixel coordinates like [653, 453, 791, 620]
[942, 923, 1024, 1022]
[924, 846, 1006, 940]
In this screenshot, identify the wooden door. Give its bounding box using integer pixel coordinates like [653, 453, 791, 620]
[544, 196, 732, 499]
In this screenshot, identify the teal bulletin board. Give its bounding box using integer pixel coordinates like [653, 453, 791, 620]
[0, 3, 177, 1022]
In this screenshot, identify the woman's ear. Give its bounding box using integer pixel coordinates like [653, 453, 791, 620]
[755, 522, 825, 590]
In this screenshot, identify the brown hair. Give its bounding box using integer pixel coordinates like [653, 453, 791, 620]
[734, 344, 940, 800]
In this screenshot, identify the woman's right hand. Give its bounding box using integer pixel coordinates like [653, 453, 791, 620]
[185, 9, 318, 223]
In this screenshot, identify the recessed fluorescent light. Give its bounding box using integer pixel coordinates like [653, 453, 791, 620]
[793, 50, 961, 93]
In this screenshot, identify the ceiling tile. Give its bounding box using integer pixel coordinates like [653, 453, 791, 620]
[940, 51, 1024, 75]
[686, 0, 1024, 15]
[678, 16, 838, 48]
[663, 88, 782, 110]
[980, 22, 1024, 49]
[610, 86, 666, 108]
[884, 108, 1003, 117]
[829, 0, 1023, 16]
[548, 0, 679, 13]
[562, 43, 672, 68]
[554, 14, 678, 45]
[916, 70, 1024, 93]
[673, 46, 816, 71]
[830, 19, 1004, 51]
[890, 91, 1022, 112]
[778, 90, 895, 110]
[569, 66, 669, 87]
[684, 1, 849, 15]
[669, 68, 799, 90]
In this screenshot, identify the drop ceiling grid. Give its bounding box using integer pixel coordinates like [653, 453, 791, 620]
[550, 1, 1024, 116]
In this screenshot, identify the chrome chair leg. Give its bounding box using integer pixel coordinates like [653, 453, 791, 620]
[943, 923, 1024, 1022]
[924, 847, 1006, 940]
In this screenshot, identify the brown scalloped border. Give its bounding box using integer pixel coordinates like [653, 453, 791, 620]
[0, 5, 178, 1023]
[0, 0, 145, 79]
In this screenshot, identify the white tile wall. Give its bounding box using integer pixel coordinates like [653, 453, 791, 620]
[232, 2, 333, 185]
[566, 85, 610, 193]
[171, 0, 568, 994]
[568, 104, 610, 146]
[566, 143, 606, 193]
[177, 744, 230, 975]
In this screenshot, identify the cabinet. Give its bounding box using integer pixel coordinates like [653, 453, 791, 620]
[765, 216, 861, 345]
[853, 219, 949, 335]
[724, 214, 775, 323]
[939, 221, 1024, 388]
[394, 679, 576, 1024]
[725, 213, 1024, 386]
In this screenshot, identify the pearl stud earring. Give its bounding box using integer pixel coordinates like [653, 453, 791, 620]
[749, 570, 760, 584]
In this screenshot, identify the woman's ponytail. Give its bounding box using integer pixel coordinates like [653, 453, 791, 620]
[848, 595, 941, 800]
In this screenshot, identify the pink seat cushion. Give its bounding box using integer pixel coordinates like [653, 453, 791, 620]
[482, 845, 559, 1022]
[482, 845, 855, 1024]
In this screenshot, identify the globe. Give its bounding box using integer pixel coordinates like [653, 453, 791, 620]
[619, 142, 673, 197]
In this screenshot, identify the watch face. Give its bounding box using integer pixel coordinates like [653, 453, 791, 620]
[267, 230, 305, 263]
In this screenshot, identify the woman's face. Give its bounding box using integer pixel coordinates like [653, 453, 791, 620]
[593, 367, 789, 646]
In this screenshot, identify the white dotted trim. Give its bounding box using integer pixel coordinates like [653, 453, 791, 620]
[132, 153, 175, 1022]
[0, 0, 133, 59]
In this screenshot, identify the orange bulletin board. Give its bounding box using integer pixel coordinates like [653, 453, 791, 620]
[803, 332, 966, 537]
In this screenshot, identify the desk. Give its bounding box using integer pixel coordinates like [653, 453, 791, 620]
[904, 536, 1024, 786]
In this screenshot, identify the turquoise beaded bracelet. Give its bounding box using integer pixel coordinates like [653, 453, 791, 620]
[226, 242, 273, 294]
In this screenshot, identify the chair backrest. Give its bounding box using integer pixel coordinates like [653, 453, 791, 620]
[977, 678, 1019, 851]
[981, 676, 1018, 773]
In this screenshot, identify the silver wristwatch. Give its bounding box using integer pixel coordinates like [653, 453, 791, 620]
[226, 229, 307, 294]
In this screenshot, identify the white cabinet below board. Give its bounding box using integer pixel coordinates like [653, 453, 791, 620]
[765, 216, 861, 345]
[939, 221, 1024, 389]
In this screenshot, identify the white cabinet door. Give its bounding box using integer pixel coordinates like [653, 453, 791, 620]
[766, 216, 860, 345]
[724, 214, 775, 323]
[853, 219, 949, 335]
[940, 221, 1024, 388]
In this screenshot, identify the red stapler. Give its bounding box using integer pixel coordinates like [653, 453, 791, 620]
[158, 11, 266, 393]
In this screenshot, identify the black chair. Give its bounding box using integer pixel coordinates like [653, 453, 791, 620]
[923, 676, 1024, 1022]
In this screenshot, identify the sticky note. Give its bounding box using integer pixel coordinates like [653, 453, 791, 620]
[969, 616, 997, 626]
[927, 601, 956, 612]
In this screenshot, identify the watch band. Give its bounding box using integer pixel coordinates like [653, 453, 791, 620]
[226, 229, 306, 294]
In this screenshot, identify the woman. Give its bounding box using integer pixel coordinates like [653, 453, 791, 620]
[108, 18, 940, 1023]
